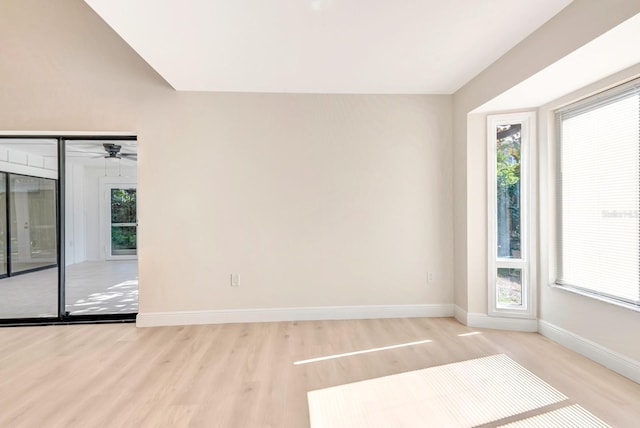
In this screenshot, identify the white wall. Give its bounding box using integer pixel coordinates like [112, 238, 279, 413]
[65, 163, 85, 265]
[0, 0, 454, 315]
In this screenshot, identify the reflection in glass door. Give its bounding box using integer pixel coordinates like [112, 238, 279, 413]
[64, 140, 138, 316]
[0, 137, 58, 320]
[9, 175, 57, 274]
[110, 187, 137, 257]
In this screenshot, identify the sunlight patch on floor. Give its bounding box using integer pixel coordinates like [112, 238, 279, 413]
[308, 354, 568, 428]
[294, 339, 432, 365]
[498, 404, 609, 427]
[68, 277, 138, 314]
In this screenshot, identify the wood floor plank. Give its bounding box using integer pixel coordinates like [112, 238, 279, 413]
[0, 317, 638, 427]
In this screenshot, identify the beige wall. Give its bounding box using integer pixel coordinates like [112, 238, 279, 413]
[140, 93, 453, 311]
[0, 0, 454, 313]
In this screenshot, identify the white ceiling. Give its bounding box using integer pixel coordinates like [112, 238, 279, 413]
[84, 0, 573, 94]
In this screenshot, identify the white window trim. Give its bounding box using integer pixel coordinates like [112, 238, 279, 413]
[487, 112, 537, 319]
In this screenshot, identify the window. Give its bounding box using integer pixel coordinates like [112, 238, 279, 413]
[488, 112, 536, 318]
[556, 79, 640, 309]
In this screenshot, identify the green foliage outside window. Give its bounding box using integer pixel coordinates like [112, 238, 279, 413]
[111, 189, 136, 223]
[496, 125, 521, 259]
[111, 189, 136, 250]
[496, 124, 522, 305]
[112, 226, 136, 249]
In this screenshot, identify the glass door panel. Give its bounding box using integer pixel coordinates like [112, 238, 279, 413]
[64, 140, 138, 316]
[0, 138, 58, 320]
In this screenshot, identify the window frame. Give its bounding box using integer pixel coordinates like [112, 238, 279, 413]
[487, 112, 537, 319]
[554, 78, 640, 311]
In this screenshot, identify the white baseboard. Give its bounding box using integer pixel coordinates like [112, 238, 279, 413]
[136, 304, 455, 328]
[454, 305, 467, 325]
[538, 320, 640, 384]
[453, 306, 537, 332]
[464, 311, 538, 332]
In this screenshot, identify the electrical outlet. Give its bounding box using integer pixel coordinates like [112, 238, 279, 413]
[427, 272, 434, 283]
[231, 273, 240, 287]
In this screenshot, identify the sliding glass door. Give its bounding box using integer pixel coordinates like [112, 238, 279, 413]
[0, 136, 138, 323]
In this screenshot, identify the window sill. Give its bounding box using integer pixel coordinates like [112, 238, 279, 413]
[550, 283, 640, 314]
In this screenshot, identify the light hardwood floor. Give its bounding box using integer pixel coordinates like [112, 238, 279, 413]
[0, 317, 638, 427]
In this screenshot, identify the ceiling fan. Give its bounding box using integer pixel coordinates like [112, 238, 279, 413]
[100, 143, 137, 161]
[67, 143, 137, 161]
